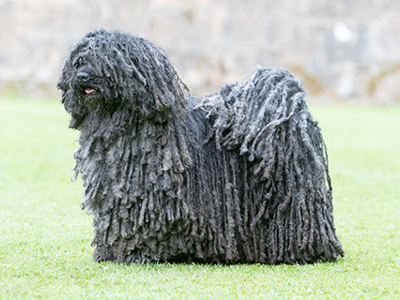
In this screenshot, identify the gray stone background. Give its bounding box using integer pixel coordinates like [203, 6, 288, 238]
[1, 0, 399, 103]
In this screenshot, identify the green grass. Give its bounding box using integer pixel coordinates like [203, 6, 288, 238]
[0, 96, 399, 299]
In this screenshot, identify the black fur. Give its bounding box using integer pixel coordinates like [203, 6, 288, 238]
[58, 29, 344, 264]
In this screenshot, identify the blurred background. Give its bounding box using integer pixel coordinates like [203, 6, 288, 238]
[0, 0, 399, 103]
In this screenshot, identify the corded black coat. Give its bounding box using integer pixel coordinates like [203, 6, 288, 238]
[58, 29, 344, 264]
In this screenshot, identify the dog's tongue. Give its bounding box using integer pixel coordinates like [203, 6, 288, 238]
[85, 88, 95, 94]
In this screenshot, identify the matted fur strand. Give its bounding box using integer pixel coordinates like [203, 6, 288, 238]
[58, 29, 344, 265]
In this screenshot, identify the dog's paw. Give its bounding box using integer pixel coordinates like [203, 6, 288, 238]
[92, 245, 115, 262]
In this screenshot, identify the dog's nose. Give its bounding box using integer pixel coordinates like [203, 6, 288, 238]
[77, 72, 90, 83]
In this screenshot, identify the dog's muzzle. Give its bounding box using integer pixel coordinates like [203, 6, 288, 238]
[77, 72, 96, 94]
[77, 72, 90, 84]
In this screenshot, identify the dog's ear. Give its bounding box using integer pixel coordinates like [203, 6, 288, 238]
[99, 33, 189, 121]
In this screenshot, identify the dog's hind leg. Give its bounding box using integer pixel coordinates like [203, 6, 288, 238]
[197, 67, 344, 264]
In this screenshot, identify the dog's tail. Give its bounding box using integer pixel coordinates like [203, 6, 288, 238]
[196, 67, 344, 264]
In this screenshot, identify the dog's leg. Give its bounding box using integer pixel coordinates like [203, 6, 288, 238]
[197, 67, 344, 264]
[92, 244, 115, 262]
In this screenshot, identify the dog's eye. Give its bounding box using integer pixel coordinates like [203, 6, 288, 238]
[74, 57, 87, 68]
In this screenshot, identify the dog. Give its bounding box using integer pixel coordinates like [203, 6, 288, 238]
[58, 29, 344, 264]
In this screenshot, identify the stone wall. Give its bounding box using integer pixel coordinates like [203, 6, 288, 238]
[1, 0, 399, 102]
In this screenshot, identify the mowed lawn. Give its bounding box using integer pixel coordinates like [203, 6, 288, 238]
[0, 96, 399, 299]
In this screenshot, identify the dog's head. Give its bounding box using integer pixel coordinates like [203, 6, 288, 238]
[58, 29, 189, 129]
